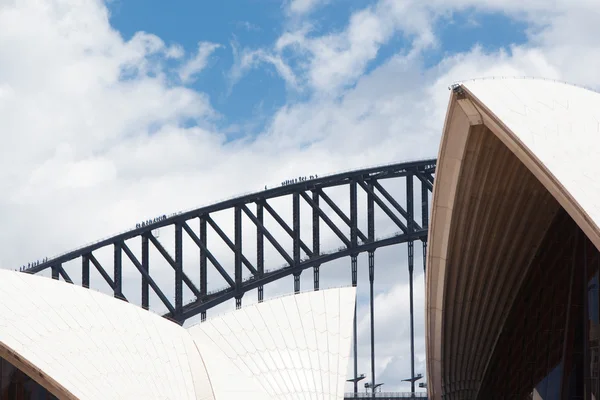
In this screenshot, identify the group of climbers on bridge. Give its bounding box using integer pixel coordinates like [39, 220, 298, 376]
[279, 174, 318, 187]
[135, 214, 167, 229]
[19, 257, 49, 271]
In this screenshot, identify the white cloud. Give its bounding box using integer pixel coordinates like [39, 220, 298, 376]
[286, 0, 329, 16]
[273, 4, 432, 94]
[178, 41, 220, 83]
[228, 42, 299, 91]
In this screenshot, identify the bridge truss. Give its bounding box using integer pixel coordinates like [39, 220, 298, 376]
[23, 158, 435, 395]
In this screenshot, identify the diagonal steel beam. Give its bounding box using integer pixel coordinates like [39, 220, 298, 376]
[425, 171, 434, 185]
[169, 228, 427, 321]
[121, 241, 176, 315]
[317, 188, 368, 242]
[205, 215, 258, 275]
[415, 170, 433, 192]
[181, 221, 235, 288]
[88, 253, 128, 300]
[260, 200, 313, 257]
[240, 204, 294, 266]
[58, 265, 73, 284]
[357, 180, 408, 233]
[299, 192, 351, 247]
[372, 180, 422, 231]
[146, 234, 203, 298]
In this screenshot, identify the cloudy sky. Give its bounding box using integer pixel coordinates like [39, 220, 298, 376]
[1, 0, 597, 393]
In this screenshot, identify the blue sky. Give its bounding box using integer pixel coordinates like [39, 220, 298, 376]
[108, 1, 529, 136]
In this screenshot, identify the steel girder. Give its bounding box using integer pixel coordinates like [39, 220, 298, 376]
[22, 159, 436, 326]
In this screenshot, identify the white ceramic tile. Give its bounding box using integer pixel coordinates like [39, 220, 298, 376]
[0, 269, 214, 400]
[464, 78, 600, 235]
[188, 287, 356, 400]
[0, 269, 355, 400]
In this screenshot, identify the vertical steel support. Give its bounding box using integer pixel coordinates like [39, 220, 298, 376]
[142, 235, 149, 310]
[200, 217, 207, 321]
[82, 255, 90, 288]
[350, 179, 359, 394]
[421, 176, 429, 273]
[257, 202, 264, 302]
[114, 242, 122, 300]
[368, 180, 376, 394]
[350, 179, 358, 284]
[293, 192, 301, 293]
[407, 174, 416, 393]
[350, 180, 358, 287]
[175, 222, 183, 317]
[235, 206, 243, 308]
[51, 265, 59, 280]
[312, 190, 320, 291]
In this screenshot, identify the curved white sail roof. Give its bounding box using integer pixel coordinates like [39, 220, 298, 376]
[426, 77, 600, 398]
[188, 287, 356, 400]
[0, 268, 215, 400]
[461, 78, 600, 237]
[0, 268, 356, 399]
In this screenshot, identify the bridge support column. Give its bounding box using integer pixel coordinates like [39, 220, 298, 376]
[351, 255, 358, 394]
[408, 240, 416, 394]
[175, 223, 183, 317]
[82, 255, 90, 289]
[257, 203, 264, 302]
[200, 217, 208, 307]
[142, 236, 149, 310]
[369, 251, 375, 396]
[258, 287, 264, 303]
[312, 190, 320, 291]
[294, 273, 300, 294]
[407, 175, 416, 394]
[51, 265, 59, 280]
[114, 242, 123, 300]
[367, 180, 375, 394]
[293, 193, 300, 295]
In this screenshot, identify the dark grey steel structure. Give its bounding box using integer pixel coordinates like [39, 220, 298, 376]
[22, 159, 435, 397]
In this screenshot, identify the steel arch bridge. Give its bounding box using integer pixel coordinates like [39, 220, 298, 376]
[21, 158, 436, 395]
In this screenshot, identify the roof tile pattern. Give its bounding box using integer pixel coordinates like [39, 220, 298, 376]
[188, 288, 356, 400]
[0, 269, 214, 400]
[0, 269, 355, 399]
[463, 78, 600, 232]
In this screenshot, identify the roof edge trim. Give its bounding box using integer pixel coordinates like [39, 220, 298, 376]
[426, 89, 468, 398]
[0, 340, 78, 400]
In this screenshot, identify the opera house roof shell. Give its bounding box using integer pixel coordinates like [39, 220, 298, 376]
[0, 268, 355, 399]
[426, 77, 600, 398]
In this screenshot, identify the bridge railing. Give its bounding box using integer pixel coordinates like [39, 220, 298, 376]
[344, 393, 427, 398]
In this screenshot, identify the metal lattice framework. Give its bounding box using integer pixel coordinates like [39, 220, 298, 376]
[22, 158, 435, 395]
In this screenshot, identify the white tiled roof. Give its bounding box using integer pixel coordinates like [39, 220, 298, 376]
[188, 287, 356, 400]
[462, 77, 600, 232]
[0, 269, 214, 400]
[0, 269, 356, 399]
